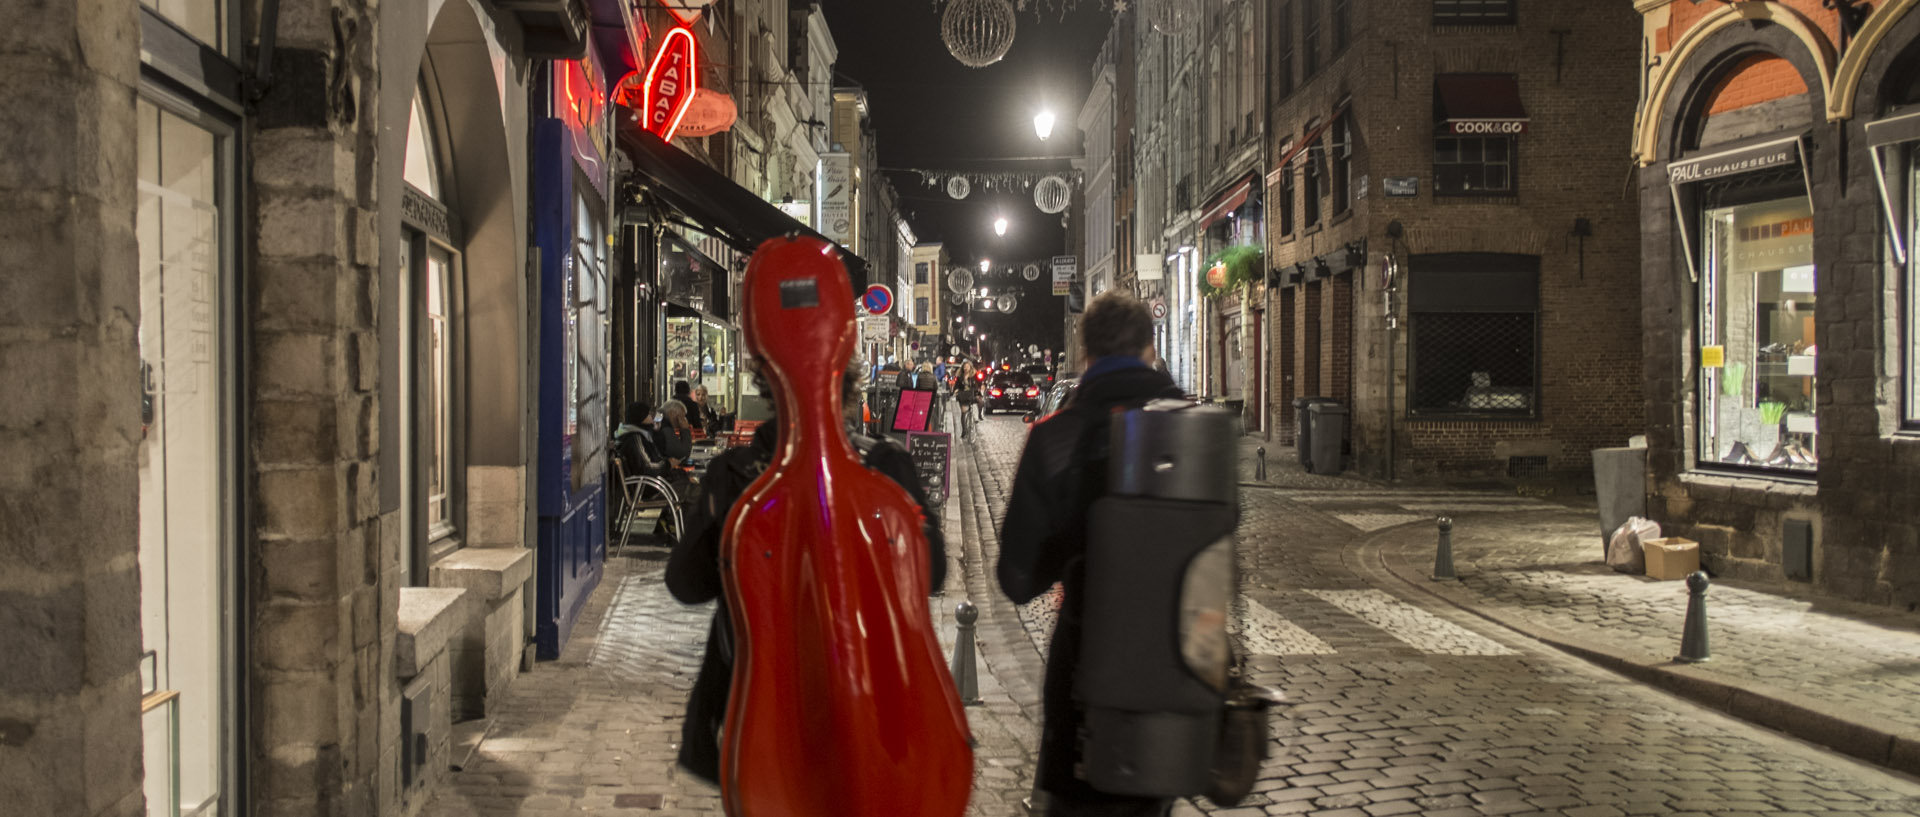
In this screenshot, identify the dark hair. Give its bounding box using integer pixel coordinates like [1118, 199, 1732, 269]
[624, 400, 652, 426]
[1081, 291, 1154, 360]
[672, 380, 692, 399]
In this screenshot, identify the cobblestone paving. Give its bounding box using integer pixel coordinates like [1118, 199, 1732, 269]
[960, 416, 1920, 816]
[1368, 510, 1920, 741]
[415, 416, 1920, 817]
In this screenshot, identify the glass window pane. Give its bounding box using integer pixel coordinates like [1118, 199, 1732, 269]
[1484, 137, 1509, 161]
[1484, 165, 1509, 191]
[404, 90, 440, 199]
[1700, 195, 1817, 471]
[1435, 138, 1458, 163]
[426, 247, 452, 535]
[1458, 138, 1483, 163]
[137, 96, 227, 815]
[141, 0, 222, 50]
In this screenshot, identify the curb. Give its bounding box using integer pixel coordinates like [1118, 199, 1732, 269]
[1353, 518, 1920, 780]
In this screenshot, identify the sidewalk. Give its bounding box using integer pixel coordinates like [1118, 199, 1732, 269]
[1333, 474, 1920, 778]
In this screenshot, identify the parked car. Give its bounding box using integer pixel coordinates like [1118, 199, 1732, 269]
[1027, 376, 1080, 423]
[983, 371, 1041, 415]
[1021, 363, 1056, 389]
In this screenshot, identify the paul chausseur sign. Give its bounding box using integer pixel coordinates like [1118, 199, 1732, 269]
[1667, 135, 1802, 185]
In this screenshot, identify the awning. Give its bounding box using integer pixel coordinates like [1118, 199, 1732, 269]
[616, 125, 868, 289]
[1198, 175, 1255, 231]
[1434, 74, 1529, 135]
[1664, 131, 1811, 281]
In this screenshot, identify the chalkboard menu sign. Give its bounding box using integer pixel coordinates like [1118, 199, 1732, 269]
[906, 432, 951, 504]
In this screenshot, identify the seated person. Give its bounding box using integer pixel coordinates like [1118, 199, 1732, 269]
[616, 400, 687, 493]
[655, 400, 696, 470]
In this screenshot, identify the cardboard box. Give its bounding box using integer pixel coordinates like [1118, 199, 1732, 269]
[1642, 537, 1700, 580]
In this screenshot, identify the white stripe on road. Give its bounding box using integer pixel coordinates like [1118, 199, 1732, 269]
[1304, 589, 1517, 656]
[1232, 595, 1338, 656]
[1330, 512, 1428, 532]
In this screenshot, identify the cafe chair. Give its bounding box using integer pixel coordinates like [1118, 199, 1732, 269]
[613, 455, 684, 555]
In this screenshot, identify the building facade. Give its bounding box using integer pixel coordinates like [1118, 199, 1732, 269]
[1632, 0, 1920, 605]
[1257, 0, 1643, 480]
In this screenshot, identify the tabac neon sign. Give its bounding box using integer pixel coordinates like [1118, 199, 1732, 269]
[635, 25, 698, 142]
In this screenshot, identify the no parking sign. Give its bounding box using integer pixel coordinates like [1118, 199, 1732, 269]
[863, 284, 894, 315]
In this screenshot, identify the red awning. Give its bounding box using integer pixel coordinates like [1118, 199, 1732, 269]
[1197, 175, 1255, 230]
[1434, 74, 1528, 135]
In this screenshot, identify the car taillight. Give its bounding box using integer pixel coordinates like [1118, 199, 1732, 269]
[1026, 387, 1039, 397]
[990, 388, 1002, 397]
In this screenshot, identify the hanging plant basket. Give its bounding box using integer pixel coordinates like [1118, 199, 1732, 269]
[1201, 244, 1262, 298]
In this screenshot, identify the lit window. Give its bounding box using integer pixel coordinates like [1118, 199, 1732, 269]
[1699, 185, 1817, 472]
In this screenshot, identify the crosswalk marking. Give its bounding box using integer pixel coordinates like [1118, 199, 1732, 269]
[1305, 589, 1516, 656]
[1232, 595, 1337, 656]
[1330, 512, 1428, 532]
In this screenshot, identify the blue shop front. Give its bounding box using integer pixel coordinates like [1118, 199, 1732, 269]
[533, 52, 615, 659]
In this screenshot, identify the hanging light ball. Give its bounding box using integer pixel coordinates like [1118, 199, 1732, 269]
[1147, 0, 1195, 35]
[997, 294, 1019, 313]
[1034, 175, 1071, 214]
[942, 0, 1017, 69]
[946, 175, 971, 200]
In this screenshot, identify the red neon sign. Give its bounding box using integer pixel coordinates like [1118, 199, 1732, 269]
[638, 26, 698, 142]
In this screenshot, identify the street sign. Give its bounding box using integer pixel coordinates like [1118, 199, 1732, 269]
[1151, 299, 1168, 320]
[1050, 255, 1077, 296]
[862, 284, 894, 315]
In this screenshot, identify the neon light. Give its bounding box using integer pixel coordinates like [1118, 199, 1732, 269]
[640, 26, 699, 142]
[662, 0, 704, 26]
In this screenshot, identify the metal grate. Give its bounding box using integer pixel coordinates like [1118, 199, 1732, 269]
[1410, 312, 1537, 415]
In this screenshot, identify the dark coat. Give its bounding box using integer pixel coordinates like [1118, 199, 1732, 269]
[997, 364, 1182, 809]
[664, 421, 948, 783]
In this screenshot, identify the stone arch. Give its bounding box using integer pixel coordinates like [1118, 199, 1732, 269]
[1635, 1, 1837, 164]
[377, 0, 528, 523]
[1845, 1, 1920, 117]
[1832, 0, 1920, 119]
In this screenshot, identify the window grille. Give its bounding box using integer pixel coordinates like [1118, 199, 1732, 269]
[1434, 0, 1515, 24]
[1410, 312, 1537, 415]
[1435, 135, 1514, 195]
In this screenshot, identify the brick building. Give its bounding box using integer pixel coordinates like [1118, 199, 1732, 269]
[1261, 0, 1644, 480]
[1632, 0, 1920, 606]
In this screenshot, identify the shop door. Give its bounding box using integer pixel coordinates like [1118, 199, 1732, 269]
[137, 95, 236, 817]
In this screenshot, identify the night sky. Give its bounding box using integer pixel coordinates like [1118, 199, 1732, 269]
[817, 0, 1114, 361]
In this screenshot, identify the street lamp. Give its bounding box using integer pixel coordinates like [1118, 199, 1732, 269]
[993, 216, 1008, 237]
[1034, 110, 1056, 140]
[979, 258, 990, 273]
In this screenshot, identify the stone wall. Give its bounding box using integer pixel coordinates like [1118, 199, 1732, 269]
[247, 0, 387, 813]
[0, 2, 144, 815]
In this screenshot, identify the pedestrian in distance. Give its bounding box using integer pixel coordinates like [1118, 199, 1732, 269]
[689, 383, 723, 435]
[664, 358, 947, 785]
[997, 291, 1184, 817]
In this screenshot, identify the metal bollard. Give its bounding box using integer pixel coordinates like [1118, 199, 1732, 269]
[1676, 571, 1711, 663]
[1433, 517, 1456, 580]
[1255, 447, 1267, 481]
[951, 601, 983, 705]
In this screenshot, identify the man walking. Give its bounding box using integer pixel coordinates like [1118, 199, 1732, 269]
[997, 292, 1182, 816]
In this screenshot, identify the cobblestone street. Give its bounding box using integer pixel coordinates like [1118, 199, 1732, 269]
[420, 413, 1920, 815]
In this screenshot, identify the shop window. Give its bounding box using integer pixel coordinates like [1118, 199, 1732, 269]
[570, 188, 611, 490]
[1434, 0, 1515, 25]
[1408, 254, 1540, 417]
[1434, 135, 1514, 196]
[402, 76, 463, 561]
[1332, 116, 1352, 216]
[1697, 183, 1817, 471]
